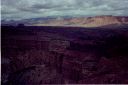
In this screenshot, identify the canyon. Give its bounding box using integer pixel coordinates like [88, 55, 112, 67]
[1, 26, 128, 84]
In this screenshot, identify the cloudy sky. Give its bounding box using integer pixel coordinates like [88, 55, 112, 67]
[1, 0, 128, 20]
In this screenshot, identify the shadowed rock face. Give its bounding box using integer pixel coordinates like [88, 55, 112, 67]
[1, 26, 128, 84]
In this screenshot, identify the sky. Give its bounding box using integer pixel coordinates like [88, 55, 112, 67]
[1, 0, 128, 20]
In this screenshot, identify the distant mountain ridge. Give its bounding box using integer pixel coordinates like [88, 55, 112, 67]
[31, 15, 128, 27]
[2, 15, 128, 27]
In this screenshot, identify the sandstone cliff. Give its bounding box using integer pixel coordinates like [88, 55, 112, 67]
[32, 16, 128, 27]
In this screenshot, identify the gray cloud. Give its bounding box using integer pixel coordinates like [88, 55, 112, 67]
[1, 0, 128, 20]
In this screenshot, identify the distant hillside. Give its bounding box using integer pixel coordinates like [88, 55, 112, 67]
[2, 15, 128, 27]
[30, 15, 128, 27]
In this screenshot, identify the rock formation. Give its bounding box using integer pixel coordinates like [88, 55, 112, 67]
[31, 15, 128, 27]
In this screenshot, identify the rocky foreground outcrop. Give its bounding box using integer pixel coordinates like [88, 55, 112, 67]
[1, 26, 128, 84]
